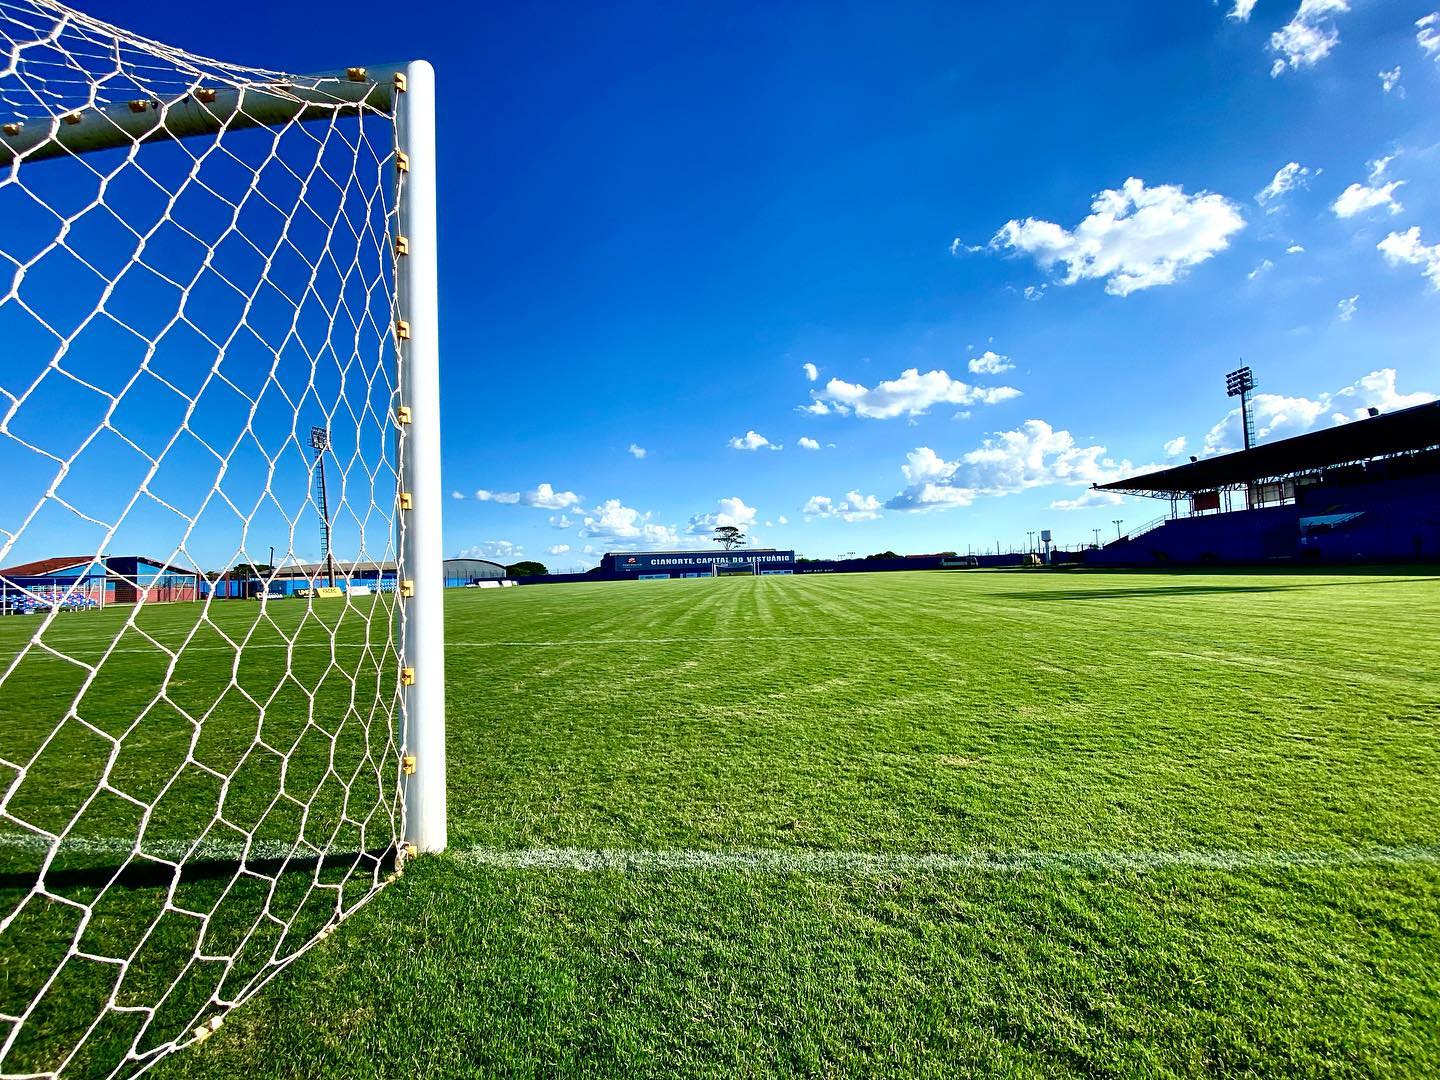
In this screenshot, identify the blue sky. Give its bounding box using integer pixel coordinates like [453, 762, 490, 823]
[18, 1, 1440, 569]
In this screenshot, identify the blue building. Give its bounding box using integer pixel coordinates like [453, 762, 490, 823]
[0, 555, 198, 610]
[204, 557, 508, 598]
[600, 549, 796, 579]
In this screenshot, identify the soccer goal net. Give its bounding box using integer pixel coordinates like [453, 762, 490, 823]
[0, 3, 445, 1075]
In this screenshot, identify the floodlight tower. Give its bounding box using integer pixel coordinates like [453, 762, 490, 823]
[1225, 365, 1257, 451]
[310, 426, 336, 588]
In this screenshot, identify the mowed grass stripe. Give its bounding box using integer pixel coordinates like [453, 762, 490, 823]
[435, 571, 1440, 860]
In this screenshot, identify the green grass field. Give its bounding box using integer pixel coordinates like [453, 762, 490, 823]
[5, 569, 1440, 1076]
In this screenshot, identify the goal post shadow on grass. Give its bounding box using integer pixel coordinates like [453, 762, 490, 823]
[0, 3, 446, 1076]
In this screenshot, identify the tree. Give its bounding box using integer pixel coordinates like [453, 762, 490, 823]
[230, 562, 274, 579]
[712, 525, 746, 551]
[865, 550, 900, 561]
[505, 561, 548, 579]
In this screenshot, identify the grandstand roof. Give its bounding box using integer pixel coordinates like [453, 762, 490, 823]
[0, 556, 97, 577]
[1097, 399, 1440, 495]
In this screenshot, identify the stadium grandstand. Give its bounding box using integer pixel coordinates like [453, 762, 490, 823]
[0, 555, 198, 612]
[1089, 399, 1440, 566]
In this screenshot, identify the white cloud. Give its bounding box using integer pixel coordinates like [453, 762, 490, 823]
[1379, 66, 1403, 93]
[728, 430, 781, 451]
[1200, 368, 1434, 454]
[806, 368, 1020, 420]
[522, 483, 582, 510]
[1367, 154, 1397, 184]
[547, 544, 571, 556]
[1332, 180, 1404, 219]
[967, 350, 1015, 375]
[802, 491, 884, 523]
[1249, 259, 1275, 280]
[456, 540, 523, 561]
[797, 436, 821, 450]
[1336, 294, 1358, 322]
[471, 484, 581, 509]
[797, 400, 832, 416]
[991, 178, 1245, 296]
[578, 499, 680, 547]
[1228, 0, 1258, 20]
[886, 422, 1138, 512]
[549, 513, 574, 529]
[1378, 227, 1440, 288]
[1051, 488, 1126, 511]
[802, 362, 819, 382]
[1023, 284, 1046, 301]
[1256, 162, 1311, 209]
[628, 443, 647, 459]
[949, 238, 982, 256]
[474, 489, 521, 504]
[777, 515, 789, 525]
[1418, 13, 1440, 58]
[1286, 244, 1305, 254]
[1270, 0, 1349, 76]
[1163, 435, 1188, 457]
[451, 490, 466, 500]
[686, 496, 759, 535]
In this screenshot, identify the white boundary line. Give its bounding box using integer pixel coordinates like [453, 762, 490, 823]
[450, 844, 1440, 875]
[6, 833, 1439, 877]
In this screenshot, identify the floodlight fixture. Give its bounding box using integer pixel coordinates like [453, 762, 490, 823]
[1225, 364, 1258, 451]
[1225, 366, 1254, 398]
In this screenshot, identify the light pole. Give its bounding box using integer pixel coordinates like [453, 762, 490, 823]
[1225, 364, 1257, 451]
[1113, 518, 1124, 540]
[1092, 528, 1101, 548]
[310, 426, 335, 588]
[1027, 530, 1035, 553]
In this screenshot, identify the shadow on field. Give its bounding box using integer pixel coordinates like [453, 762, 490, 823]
[1002, 578, 1437, 602]
[0, 847, 394, 894]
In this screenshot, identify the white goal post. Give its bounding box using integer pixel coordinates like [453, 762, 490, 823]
[0, 2, 445, 1075]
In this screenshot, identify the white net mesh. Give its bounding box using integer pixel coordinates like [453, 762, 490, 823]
[0, 3, 410, 1075]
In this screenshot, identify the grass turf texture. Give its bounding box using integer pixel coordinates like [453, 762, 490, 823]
[3, 568, 1438, 1076]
